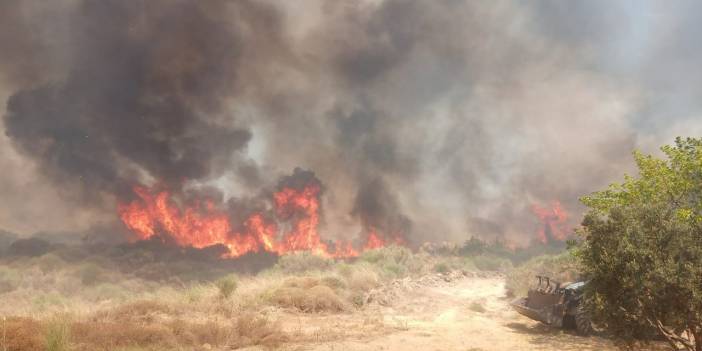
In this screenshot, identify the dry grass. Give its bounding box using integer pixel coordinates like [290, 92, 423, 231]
[44, 315, 71, 351]
[347, 268, 380, 292]
[215, 275, 238, 299]
[0, 246, 491, 350]
[1, 317, 44, 351]
[92, 300, 173, 324]
[71, 312, 286, 350]
[468, 301, 486, 313]
[271, 285, 348, 313]
[71, 321, 178, 351]
[282, 276, 322, 290]
[232, 313, 287, 348]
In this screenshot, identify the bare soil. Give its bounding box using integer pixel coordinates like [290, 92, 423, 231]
[264, 275, 664, 351]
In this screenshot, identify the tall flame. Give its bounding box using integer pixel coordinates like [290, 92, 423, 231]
[531, 201, 569, 243]
[118, 183, 403, 258]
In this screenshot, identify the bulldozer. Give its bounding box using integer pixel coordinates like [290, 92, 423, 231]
[510, 276, 592, 335]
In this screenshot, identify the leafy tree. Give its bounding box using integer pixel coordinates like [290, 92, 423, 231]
[578, 137, 702, 350]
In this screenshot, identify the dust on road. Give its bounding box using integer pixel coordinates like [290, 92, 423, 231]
[277, 276, 644, 351]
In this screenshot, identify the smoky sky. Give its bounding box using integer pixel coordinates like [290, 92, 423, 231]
[1, 0, 700, 244]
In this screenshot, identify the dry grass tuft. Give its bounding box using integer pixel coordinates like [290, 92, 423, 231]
[233, 313, 287, 348]
[347, 269, 379, 292]
[307, 285, 348, 312]
[168, 319, 231, 346]
[72, 320, 232, 350]
[1, 317, 44, 351]
[282, 276, 321, 289]
[71, 321, 177, 351]
[93, 300, 173, 324]
[70, 304, 287, 350]
[320, 275, 346, 290]
[271, 284, 348, 313]
[468, 301, 487, 313]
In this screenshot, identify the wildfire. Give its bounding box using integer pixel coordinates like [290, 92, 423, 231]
[364, 227, 404, 250]
[118, 182, 404, 258]
[531, 201, 569, 243]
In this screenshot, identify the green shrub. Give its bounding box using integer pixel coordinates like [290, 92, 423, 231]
[473, 254, 512, 272]
[458, 236, 567, 265]
[336, 262, 353, 278]
[380, 261, 407, 279]
[459, 257, 477, 271]
[45, 316, 70, 351]
[32, 293, 66, 312]
[576, 137, 702, 348]
[358, 246, 419, 278]
[434, 262, 450, 274]
[78, 263, 104, 286]
[184, 284, 207, 303]
[459, 237, 486, 256]
[37, 253, 66, 274]
[0, 266, 21, 293]
[215, 275, 238, 299]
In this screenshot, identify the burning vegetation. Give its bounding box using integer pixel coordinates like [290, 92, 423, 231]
[530, 201, 570, 244]
[0, 0, 671, 350]
[118, 169, 406, 259]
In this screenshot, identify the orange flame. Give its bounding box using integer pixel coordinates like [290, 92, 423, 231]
[118, 183, 403, 258]
[364, 227, 405, 250]
[531, 201, 569, 243]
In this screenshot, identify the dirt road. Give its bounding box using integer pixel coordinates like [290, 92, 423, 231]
[279, 276, 632, 351]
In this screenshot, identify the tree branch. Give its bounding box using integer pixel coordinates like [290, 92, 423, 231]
[646, 317, 695, 351]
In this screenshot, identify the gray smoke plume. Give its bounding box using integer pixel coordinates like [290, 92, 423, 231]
[1, 0, 700, 245]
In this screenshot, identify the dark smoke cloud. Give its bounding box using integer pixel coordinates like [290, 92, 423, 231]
[1, 0, 699, 245]
[352, 176, 412, 243]
[3, 0, 287, 201]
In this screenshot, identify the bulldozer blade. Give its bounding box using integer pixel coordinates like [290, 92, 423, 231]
[510, 297, 551, 324]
